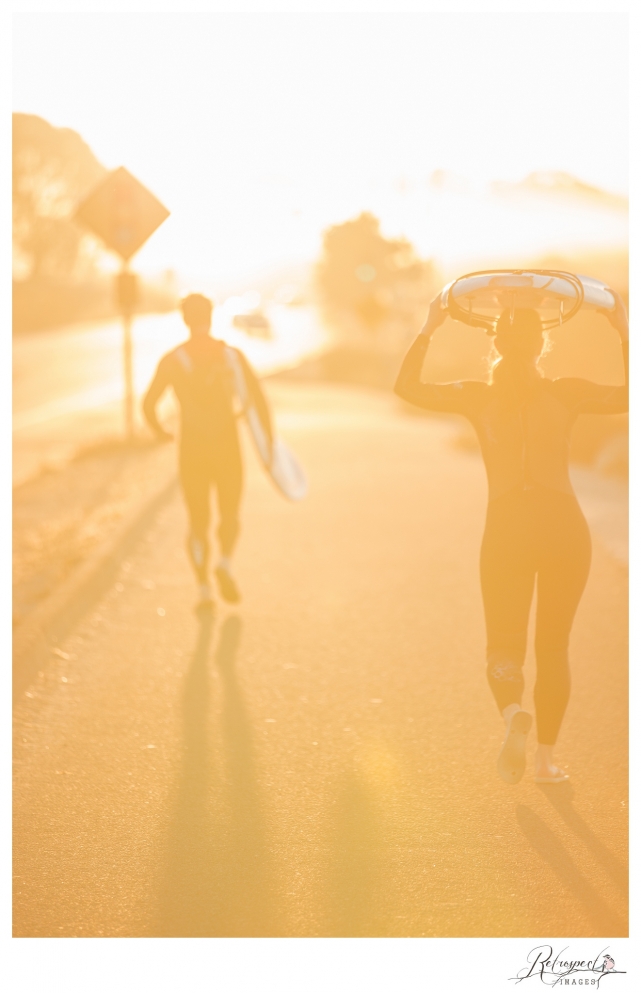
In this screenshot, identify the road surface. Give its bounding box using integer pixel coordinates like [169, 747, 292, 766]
[13, 382, 628, 937]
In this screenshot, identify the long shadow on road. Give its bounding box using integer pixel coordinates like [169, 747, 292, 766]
[326, 769, 386, 936]
[537, 782, 628, 897]
[156, 609, 282, 936]
[515, 804, 627, 936]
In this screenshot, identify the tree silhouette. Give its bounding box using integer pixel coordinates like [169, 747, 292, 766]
[316, 212, 433, 336]
[13, 114, 106, 280]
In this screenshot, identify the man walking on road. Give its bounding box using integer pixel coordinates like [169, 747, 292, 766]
[143, 293, 273, 606]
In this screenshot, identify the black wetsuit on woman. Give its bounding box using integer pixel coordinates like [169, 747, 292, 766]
[394, 334, 628, 745]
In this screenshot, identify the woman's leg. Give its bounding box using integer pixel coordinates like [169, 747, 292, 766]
[480, 492, 537, 714]
[480, 492, 538, 783]
[533, 493, 592, 753]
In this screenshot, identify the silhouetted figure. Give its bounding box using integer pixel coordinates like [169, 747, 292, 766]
[395, 291, 628, 784]
[143, 293, 272, 605]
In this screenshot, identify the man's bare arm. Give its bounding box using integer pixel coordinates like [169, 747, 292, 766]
[142, 358, 173, 441]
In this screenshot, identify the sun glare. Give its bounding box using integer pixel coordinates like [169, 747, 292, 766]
[12, 13, 628, 284]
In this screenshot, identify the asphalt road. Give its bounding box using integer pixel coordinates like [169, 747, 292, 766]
[13, 382, 628, 937]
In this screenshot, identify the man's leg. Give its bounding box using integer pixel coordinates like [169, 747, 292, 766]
[213, 444, 243, 603]
[180, 454, 212, 595]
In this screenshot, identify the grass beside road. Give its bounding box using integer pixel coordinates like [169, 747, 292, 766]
[12, 435, 176, 631]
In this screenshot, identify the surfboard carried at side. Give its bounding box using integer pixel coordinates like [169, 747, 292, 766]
[440, 270, 615, 332]
[225, 346, 308, 502]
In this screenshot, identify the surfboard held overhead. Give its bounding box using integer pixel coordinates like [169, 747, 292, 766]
[441, 269, 616, 333]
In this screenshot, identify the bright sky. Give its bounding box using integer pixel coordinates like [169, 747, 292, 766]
[13, 12, 628, 286]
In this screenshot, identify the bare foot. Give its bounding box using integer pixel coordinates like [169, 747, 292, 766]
[215, 564, 241, 604]
[497, 709, 532, 785]
[534, 745, 569, 783]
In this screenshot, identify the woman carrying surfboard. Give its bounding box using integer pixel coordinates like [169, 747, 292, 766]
[394, 281, 628, 784]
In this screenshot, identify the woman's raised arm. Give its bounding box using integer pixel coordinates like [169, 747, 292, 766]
[553, 289, 628, 416]
[394, 295, 486, 414]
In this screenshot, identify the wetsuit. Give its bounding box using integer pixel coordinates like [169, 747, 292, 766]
[143, 336, 271, 581]
[394, 335, 628, 744]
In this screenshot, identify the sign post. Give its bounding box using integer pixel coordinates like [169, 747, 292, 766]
[114, 267, 138, 438]
[76, 167, 169, 440]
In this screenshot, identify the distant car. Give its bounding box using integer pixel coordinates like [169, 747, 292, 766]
[232, 311, 272, 339]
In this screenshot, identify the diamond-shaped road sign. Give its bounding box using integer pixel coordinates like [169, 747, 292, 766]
[75, 166, 169, 261]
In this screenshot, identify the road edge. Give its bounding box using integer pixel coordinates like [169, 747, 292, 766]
[13, 473, 179, 701]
